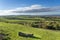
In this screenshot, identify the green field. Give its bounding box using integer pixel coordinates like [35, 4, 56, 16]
[0, 15, 60, 40]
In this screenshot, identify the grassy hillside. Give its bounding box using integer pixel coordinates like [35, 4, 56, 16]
[0, 16, 60, 40]
[0, 22, 60, 40]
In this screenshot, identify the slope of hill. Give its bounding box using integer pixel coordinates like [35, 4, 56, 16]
[0, 22, 60, 40]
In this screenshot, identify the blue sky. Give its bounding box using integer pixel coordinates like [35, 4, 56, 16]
[0, 0, 60, 10]
[0, 0, 60, 15]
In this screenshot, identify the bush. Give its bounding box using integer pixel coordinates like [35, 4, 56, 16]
[0, 30, 11, 40]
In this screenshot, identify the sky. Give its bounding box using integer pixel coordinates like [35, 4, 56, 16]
[0, 0, 60, 15]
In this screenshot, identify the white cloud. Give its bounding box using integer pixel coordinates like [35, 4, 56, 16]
[0, 4, 60, 15]
[14, 4, 45, 12]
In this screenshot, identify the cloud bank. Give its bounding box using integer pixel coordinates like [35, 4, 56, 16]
[0, 4, 60, 15]
[11, 5, 60, 13]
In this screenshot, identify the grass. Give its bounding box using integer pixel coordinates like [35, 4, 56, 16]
[0, 22, 60, 40]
